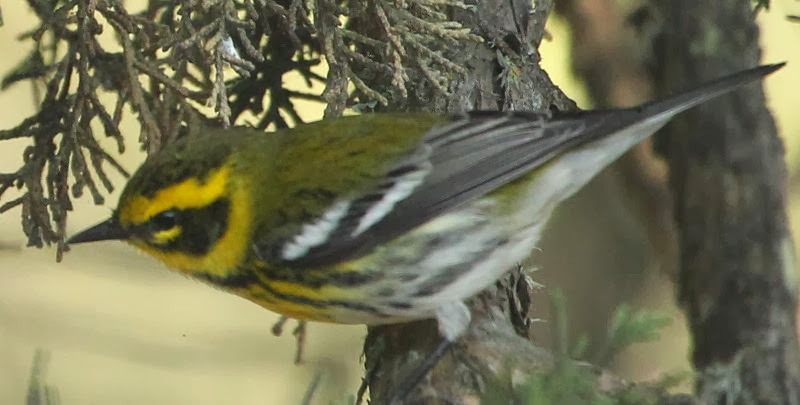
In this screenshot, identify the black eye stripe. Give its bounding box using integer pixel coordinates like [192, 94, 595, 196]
[151, 210, 179, 231]
[145, 199, 231, 255]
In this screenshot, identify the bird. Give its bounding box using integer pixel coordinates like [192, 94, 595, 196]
[67, 63, 784, 402]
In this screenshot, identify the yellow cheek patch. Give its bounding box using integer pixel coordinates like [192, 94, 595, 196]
[120, 166, 231, 226]
[151, 226, 182, 245]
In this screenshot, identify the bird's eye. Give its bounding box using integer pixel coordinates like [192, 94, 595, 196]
[151, 210, 178, 231]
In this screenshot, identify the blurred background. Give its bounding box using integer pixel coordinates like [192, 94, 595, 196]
[1, 1, 798, 404]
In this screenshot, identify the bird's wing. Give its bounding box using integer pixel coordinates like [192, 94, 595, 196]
[270, 63, 783, 267]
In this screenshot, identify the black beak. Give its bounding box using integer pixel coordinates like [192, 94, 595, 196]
[67, 218, 128, 244]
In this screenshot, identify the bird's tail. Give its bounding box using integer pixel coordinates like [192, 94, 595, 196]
[642, 62, 785, 118]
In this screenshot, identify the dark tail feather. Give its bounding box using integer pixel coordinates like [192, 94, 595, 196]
[643, 62, 785, 118]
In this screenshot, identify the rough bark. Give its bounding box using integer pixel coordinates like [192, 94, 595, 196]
[650, 0, 800, 404]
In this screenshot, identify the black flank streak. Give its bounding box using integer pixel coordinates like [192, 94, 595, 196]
[327, 271, 381, 286]
[197, 271, 258, 289]
[412, 236, 508, 297]
[388, 301, 412, 310]
[412, 262, 480, 297]
[268, 267, 381, 288]
[259, 282, 387, 316]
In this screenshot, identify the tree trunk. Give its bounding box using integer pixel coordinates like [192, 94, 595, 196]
[651, 0, 800, 403]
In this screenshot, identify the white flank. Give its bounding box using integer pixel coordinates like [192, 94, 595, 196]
[282, 200, 352, 260]
[352, 166, 430, 236]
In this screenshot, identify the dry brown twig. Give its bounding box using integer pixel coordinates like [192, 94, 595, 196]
[1, 0, 331, 253]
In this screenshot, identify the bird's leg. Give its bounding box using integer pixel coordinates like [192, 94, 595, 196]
[292, 321, 307, 364]
[356, 331, 386, 405]
[387, 301, 472, 403]
[359, 302, 471, 404]
[387, 338, 456, 404]
[271, 317, 308, 364]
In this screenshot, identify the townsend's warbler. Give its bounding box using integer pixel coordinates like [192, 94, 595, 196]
[68, 64, 781, 375]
